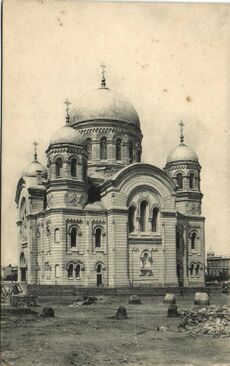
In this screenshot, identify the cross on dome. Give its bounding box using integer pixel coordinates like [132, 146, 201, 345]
[64, 98, 71, 124]
[179, 121, 185, 144]
[33, 141, 39, 161]
[100, 63, 107, 88]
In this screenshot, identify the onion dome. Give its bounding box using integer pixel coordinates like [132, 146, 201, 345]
[22, 142, 47, 178]
[23, 160, 47, 178]
[70, 88, 140, 128]
[167, 144, 198, 164]
[166, 121, 199, 164]
[49, 124, 84, 146]
[49, 99, 84, 146]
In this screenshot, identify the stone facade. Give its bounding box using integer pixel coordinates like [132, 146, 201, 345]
[15, 83, 205, 287]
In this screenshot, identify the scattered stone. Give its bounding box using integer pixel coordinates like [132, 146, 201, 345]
[194, 292, 209, 306]
[128, 295, 141, 304]
[159, 326, 169, 331]
[167, 304, 179, 318]
[164, 293, 176, 304]
[115, 306, 128, 320]
[41, 307, 55, 317]
[178, 304, 230, 337]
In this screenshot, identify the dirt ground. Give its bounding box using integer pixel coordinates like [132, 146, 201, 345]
[1, 294, 230, 366]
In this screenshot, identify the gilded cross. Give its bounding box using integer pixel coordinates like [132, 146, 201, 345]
[100, 63, 107, 87]
[33, 141, 39, 161]
[179, 121, 185, 144]
[64, 98, 71, 115]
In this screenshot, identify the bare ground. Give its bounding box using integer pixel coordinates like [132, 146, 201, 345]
[1, 294, 230, 366]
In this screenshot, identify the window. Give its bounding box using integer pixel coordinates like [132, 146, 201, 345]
[55, 264, 60, 278]
[67, 264, 74, 279]
[116, 139, 122, 161]
[191, 232, 196, 250]
[190, 263, 194, 276]
[100, 137, 107, 160]
[137, 148, 141, 162]
[176, 231, 180, 249]
[70, 158, 77, 177]
[129, 142, 133, 163]
[140, 200, 148, 232]
[128, 206, 136, 233]
[151, 207, 159, 232]
[70, 227, 77, 247]
[54, 228, 60, 243]
[55, 158, 63, 177]
[189, 173, 195, 189]
[140, 251, 153, 276]
[85, 138, 92, 160]
[176, 173, 183, 189]
[75, 264, 81, 279]
[195, 263, 200, 276]
[95, 228, 102, 249]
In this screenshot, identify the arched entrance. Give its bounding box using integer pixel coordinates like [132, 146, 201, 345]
[20, 252, 27, 282]
[96, 263, 103, 287]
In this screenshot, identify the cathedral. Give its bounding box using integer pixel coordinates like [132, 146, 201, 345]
[15, 71, 205, 288]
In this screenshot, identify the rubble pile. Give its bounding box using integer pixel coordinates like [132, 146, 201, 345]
[179, 305, 230, 337]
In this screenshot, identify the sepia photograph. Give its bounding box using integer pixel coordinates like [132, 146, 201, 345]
[1, 0, 230, 365]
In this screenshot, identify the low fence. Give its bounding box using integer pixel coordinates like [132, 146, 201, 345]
[27, 284, 221, 298]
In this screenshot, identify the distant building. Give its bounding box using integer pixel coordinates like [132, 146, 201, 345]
[15, 72, 205, 287]
[1, 265, 18, 281]
[207, 250, 230, 280]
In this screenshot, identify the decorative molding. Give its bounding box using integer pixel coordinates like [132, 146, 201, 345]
[186, 203, 201, 215]
[92, 219, 105, 225]
[65, 193, 88, 207]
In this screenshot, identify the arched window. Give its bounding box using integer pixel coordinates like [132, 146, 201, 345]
[96, 263, 103, 286]
[189, 173, 195, 189]
[95, 228, 102, 248]
[128, 206, 136, 233]
[140, 200, 148, 232]
[129, 142, 133, 163]
[137, 148, 141, 162]
[176, 173, 183, 189]
[75, 264, 81, 279]
[67, 264, 74, 279]
[195, 263, 200, 276]
[190, 263, 194, 276]
[55, 264, 60, 278]
[70, 227, 77, 247]
[176, 231, 180, 249]
[100, 137, 107, 160]
[54, 228, 60, 243]
[152, 207, 159, 232]
[55, 158, 63, 177]
[20, 252, 27, 282]
[70, 158, 77, 177]
[191, 232, 196, 249]
[116, 139, 122, 161]
[85, 138, 92, 160]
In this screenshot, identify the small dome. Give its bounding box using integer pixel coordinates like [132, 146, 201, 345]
[23, 160, 47, 178]
[167, 143, 198, 164]
[70, 87, 140, 128]
[49, 125, 84, 146]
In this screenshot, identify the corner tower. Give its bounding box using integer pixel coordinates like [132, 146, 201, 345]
[164, 122, 205, 287]
[164, 122, 202, 215]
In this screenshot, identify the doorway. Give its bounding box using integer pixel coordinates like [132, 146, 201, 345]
[96, 264, 102, 287]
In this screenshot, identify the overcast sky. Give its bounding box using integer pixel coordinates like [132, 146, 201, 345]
[2, 0, 230, 265]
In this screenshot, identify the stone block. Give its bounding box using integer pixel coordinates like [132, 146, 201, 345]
[194, 292, 209, 306]
[164, 293, 176, 304]
[167, 304, 179, 318]
[115, 306, 127, 320]
[128, 295, 141, 304]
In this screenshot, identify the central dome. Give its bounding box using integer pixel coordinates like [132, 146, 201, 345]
[70, 88, 140, 128]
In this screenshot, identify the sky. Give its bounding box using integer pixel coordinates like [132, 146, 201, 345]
[2, 0, 230, 265]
